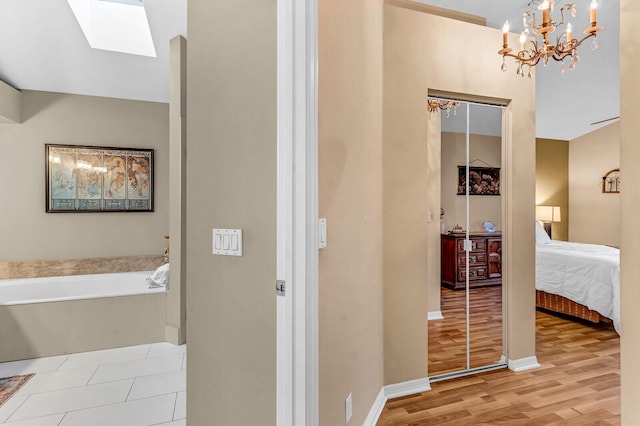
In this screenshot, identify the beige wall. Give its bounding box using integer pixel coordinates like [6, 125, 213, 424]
[167, 35, 187, 345]
[0, 80, 22, 123]
[0, 293, 166, 362]
[620, 1, 640, 423]
[186, 0, 277, 425]
[569, 123, 620, 246]
[0, 91, 169, 262]
[383, 3, 536, 383]
[536, 138, 569, 241]
[441, 132, 502, 233]
[318, 0, 384, 424]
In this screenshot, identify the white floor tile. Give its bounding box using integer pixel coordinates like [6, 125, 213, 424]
[89, 355, 182, 385]
[128, 370, 185, 401]
[3, 414, 65, 426]
[58, 345, 150, 371]
[173, 391, 186, 420]
[147, 343, 186, 359]
[0, 356, 69, 378]
[0, 396, 28, 423]
[14, 367, 97, 397]
[59, 394, 176, 426]
[8, 380, 133, 421]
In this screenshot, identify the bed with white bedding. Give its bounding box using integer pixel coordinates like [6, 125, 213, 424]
[536, 239, 620, 334]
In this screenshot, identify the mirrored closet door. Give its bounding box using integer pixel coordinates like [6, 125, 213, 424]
[428, 97, 507, 380]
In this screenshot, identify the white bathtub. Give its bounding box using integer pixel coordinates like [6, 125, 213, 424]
[0, 271, 166, 306]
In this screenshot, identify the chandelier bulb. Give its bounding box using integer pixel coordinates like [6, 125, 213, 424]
[591, 38, 599, 51]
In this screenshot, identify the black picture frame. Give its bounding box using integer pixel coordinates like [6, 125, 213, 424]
[457, 166, 500, 196]
[45, 144, 154, 212]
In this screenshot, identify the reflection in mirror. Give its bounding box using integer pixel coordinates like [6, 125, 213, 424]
[428, 99, 505, 378]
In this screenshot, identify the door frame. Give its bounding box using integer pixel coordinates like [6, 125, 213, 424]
[276, 0, 319, 424]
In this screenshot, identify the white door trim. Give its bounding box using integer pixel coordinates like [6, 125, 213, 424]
[276, 0, 319, 424]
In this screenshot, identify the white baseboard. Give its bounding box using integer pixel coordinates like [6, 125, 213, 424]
[363, 377, 431, 425]
[362, 388, 386, 426]
[384, 377, 431, 399]
[427, 311, 444, 320]
[508, 356, 541, 372]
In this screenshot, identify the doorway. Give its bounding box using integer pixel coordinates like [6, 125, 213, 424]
[428, 98, 507, 380]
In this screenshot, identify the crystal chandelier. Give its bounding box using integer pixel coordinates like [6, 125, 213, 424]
[498, 0, 603, 77]
[427, 99, 460, 118]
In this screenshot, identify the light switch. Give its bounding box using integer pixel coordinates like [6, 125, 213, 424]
[213, 229, 243, 256]
[319, 218, 327, 249]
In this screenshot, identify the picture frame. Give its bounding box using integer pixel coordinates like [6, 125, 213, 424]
[46, 144, 154, 212]
[457, 166, 500, 196]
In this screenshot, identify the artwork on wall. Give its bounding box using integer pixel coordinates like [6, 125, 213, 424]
[46, 144, 154, 212]
[602, 168, 620, 194]
[457, 166, 501, 196]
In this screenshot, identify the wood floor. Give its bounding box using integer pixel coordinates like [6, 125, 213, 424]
[429, 286, 504, 376]
[378, 297, 620, 425]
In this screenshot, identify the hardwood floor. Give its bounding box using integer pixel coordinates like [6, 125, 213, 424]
[429, 286, 504, 376]
[379, 306, 620, 425]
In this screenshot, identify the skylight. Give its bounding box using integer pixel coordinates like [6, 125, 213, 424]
[67, 0, 156, 57]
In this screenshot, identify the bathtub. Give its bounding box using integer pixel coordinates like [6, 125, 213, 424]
[0, 271, 166, 306]
[0, 271, 168, 362]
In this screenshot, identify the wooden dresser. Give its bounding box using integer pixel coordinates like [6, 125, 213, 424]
[441, 232, 502, 290]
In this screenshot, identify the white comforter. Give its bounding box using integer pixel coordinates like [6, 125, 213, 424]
[536, 240, 620, 334]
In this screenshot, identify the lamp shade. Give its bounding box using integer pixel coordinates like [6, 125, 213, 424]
[536, 205, 561, 222]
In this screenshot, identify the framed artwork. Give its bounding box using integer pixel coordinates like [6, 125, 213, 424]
[46, 144, 154, 212]
[457, 166, 500, 196]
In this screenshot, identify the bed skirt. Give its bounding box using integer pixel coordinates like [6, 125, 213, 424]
[535, 290, 604, 323]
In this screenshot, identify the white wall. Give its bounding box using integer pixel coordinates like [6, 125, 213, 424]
[569, 122, 620, 246]
[0, 90, 169, 262]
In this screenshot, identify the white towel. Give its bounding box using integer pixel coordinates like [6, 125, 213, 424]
[147, 263, 170, 288]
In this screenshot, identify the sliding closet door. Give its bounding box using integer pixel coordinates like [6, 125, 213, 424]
[466, 102, 504, 370]
[429, 98, 506, 380]
[429, 103, 469, 376]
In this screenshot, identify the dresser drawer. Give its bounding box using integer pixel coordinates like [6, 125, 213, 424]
[457, 253, 487, 267]
[458, 266, 488, 281]
[456, 238, 487, 253]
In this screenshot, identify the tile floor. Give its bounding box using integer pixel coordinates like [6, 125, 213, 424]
[0, 343, 186, 426]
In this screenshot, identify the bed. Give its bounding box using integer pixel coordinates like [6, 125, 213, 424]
[535, 222, 620, 334]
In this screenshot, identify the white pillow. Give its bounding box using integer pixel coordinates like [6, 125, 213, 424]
[535, 220, 552, 244]
[147, 263, 170, 288]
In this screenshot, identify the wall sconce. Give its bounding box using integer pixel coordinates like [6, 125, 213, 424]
[536, 205, 561, 239]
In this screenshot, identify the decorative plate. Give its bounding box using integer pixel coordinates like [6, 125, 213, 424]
[483, 221, 496, 233]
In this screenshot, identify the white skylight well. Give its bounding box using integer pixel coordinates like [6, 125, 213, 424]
[67, 0, 157, 57]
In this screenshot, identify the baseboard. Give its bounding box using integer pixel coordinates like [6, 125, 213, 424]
[427, 311, 444, 320]
[508, 356, 541, 372]
[384, 377, 431, 399]
[362, 388, 386, 426]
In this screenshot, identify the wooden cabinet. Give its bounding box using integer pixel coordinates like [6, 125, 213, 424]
[441, 232, 502, 290]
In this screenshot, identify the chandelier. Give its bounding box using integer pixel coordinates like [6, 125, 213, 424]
[498, 0, 603, 77]
[427, 99, 460, 118]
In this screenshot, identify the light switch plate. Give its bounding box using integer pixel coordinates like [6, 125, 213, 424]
[319, 218, 327, 249]
[213, 229, 243, 256]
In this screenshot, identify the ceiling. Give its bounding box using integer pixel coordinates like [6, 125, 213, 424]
[0, 0, 618, 140]
[417, 0, 620, 141]
[0, 0, 186, 104]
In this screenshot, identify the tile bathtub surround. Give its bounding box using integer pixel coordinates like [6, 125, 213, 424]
[0, 255, 165, 280]
[0, 342, 186, 425]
